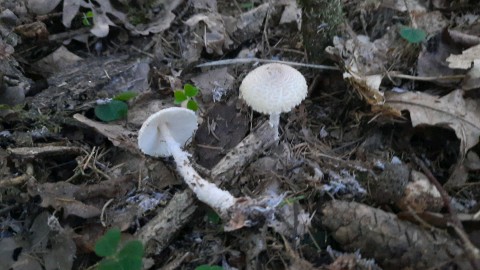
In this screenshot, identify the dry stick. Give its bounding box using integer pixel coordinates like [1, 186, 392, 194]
[196, 58, 465, 82]
[411, 153, 480, 269]
[196, 58, 341, 71]
[387, 72, 465, 81]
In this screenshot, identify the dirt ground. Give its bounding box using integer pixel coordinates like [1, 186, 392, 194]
[1, 0, 480, 269]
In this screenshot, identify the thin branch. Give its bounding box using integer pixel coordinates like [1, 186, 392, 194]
[411, 153, 480, 269]
[388, 72, 465, 81]
[196, 58, 341, 70]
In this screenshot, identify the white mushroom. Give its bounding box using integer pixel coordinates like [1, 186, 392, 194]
[239, 63, 308, 139]
[137, 107, 236, 217]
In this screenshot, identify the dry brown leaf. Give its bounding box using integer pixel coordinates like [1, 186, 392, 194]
[73, 114, 139, 155]
[344, 69, 384, 106]
[447, 43, 480, 69]
[385, 89, 480, 157]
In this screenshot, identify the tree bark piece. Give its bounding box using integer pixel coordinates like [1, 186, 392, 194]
[321, 200, 471, 270]
[211, 121, 277, 186]
[136, 190, 197, 255]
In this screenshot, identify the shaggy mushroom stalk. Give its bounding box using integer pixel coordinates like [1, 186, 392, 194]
[138, 107, 236, 218]
[159, 122, 236, 215]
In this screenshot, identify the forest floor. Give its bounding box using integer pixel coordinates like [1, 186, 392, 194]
[1, 0, 480, 269]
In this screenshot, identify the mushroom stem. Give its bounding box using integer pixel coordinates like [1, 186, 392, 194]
[159, 122, 237, 217]
[269, 112, 280, 140]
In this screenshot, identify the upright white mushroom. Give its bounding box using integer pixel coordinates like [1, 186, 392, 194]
[137, 107, 236, 218]
[239, 63, 308, 139]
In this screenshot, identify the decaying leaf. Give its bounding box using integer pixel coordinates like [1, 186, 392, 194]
[447, 43, 480, 69]
[191, 67, 235, 103]
[62, 0, 81, 28]
[27, 176, 137, 218]
[185, 12, 233, 55]
[343, 69, 384, 105]
[31, 46, 83, 76]
[26, 0, 61, 15]
[125, 0, 183, 35]
[385, 89, 480, 157]
[73, 114, 139, 154]
[462, 60, 480, 90]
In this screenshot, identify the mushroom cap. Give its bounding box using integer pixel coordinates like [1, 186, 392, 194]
[239, 63, 308, 114]
[138, 107, 198, 157]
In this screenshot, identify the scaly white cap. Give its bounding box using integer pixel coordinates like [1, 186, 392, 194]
[138, 107, 198, 157]
[239, 63, 308, 114]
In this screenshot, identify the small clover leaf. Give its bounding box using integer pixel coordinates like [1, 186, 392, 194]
[82, 11, 94, 26]
[95, 228, 121, 257]
[97, 258, 121, 270]
[118, 240, 144, 259]
[195, 265, 223, 270]
[113, 91, 137, 102]
[174, 90, 188, 104]
[184, 84, 199, 97]
[399, 26, 426, 43]
[94, 229, 145, 270]
[186, 100, 198, 111]
[94, 100, 128, 122]
[118, 257, 143, 270]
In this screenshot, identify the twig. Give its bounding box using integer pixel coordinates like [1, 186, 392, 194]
[387, 72, 465, 81]
[196, 58, 341, 70]
[196, 59, 465, 84]
[100, 198, 114, 227]
[411, 153, 480, 269]
[411, 154, 462, 229]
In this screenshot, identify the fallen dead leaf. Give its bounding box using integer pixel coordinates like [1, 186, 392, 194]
[31, 46, 83, 75]
[447, 43, 480, 69]
[27, 176, 137, 218]
[343, 69, 384, 105]
[73, 114, 139, 154]
[385, 89, 480, 157]
[462, 60, 480, 90]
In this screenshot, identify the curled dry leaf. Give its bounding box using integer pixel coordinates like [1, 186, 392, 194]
[343, 69, 384, 106]
[385, 89, 480, 157]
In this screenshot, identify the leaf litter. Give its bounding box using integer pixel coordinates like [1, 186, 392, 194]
[1, 0, 480, 269]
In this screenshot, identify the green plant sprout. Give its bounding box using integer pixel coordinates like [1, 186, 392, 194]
[174, 83, 199, 111]
[278, 195, 305, 208]
[82, 10, 94, 26]
[94, 91, 137, 122]
[95, 228, 144, 270]
[399, 26, 426, 44]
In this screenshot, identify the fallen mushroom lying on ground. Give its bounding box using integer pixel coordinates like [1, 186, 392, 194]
[137, 107, 308, 231]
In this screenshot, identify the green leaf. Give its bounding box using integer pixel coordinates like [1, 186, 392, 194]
[82, 11, 94, 26]
[186, 100, 198, 111]
[399, 26, 426, 43]
[94, 100, 128, 122]
[118, 240, 144, 259]
[195, 265, 223, 270]
[113, 91, 137, 102]
[97, 258, 122, 270]
[95, 228, 121, 257]
[184, 84, 199, 97]
[118, 257, 143, 270]
[206, 210, 221, 224]
[174, 91, 188, 104]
